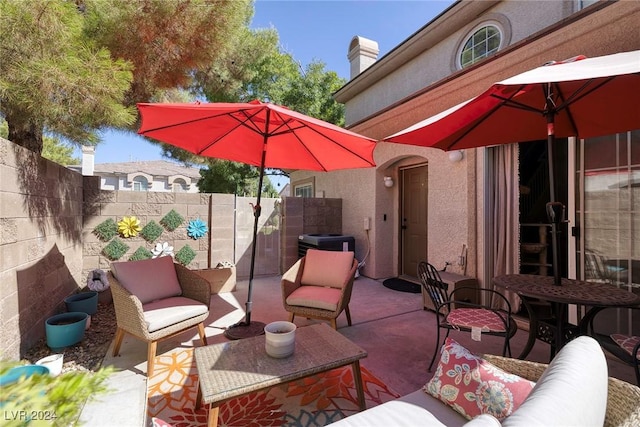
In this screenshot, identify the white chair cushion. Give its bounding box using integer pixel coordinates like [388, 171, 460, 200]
[111, 256, 182, 304]
[286, 285, 342, 311]
[143, 296, 208, 333]
[300, 249, 354, 289]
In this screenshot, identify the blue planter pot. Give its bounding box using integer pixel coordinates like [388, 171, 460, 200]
[64, 291, 98, 315]
[0, 365, 50, 387]
[45, 312, 88, 352]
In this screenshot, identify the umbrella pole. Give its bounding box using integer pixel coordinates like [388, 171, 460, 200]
[224, 135, 269, 340]
[545, 112, 563, 286]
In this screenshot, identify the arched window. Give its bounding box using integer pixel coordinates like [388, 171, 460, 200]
[132, 176, 149, 192]
[459, 23, 502, 69]
[173, 178, 188, 193]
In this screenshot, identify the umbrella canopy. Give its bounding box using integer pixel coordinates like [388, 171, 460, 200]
[137, 100, 376, 338]
[386, 50, 640, 151]
[385, 50, 640, 285]
[138, 100, 377, 171]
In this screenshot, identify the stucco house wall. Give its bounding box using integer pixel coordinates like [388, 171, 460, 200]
[342, 1, 575, 126]
[291, 0, 640, 284]
[89, 160, 201, 193]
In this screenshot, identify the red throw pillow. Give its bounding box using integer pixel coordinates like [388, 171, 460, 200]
[423, 337, 535, 421]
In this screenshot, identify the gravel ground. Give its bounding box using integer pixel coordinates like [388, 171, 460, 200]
[23, 302, 116, 374]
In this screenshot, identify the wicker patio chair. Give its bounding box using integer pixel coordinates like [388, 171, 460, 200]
[108, 256, 211, 376]
[483, 354, 640, 427]
[281, 249, 358, 330]
[418, 261, 518, 371]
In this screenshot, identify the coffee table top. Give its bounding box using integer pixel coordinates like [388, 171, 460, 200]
[194, 323, 367, 406]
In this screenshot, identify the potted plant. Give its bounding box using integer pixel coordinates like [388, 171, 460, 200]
[0, 360, 112, 426]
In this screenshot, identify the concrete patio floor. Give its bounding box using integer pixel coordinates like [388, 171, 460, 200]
[80, 274, 638, 426]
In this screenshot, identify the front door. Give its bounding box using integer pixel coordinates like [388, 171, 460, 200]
[401, 165, 428, 278]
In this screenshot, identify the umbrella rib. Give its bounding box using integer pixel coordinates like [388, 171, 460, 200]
[142, 109, 250, 134]
[442, 85, 529, 151]
[196, 110, 266, 155]
[278, 112, 375, 169]
[553, 77, 616, 136]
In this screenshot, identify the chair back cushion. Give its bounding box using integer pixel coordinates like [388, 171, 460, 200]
[111, 256, 182, 304]
[300, 249, 355, 289]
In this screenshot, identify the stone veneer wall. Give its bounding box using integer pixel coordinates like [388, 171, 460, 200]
[280, 196, 343, 272]
[0, 138, 84, 359]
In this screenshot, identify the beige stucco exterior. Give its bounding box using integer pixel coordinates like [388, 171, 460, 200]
[290, 0, 640, 285]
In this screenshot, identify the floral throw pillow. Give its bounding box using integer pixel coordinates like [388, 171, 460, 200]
[423, 337, 535, 421]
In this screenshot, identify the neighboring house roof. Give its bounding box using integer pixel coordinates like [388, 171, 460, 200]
[93, 160, 201, 179]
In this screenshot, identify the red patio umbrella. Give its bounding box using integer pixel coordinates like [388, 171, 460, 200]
[386, 50, 640, 285]
[138, 100, 376, 338]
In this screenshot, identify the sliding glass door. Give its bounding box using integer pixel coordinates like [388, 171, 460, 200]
[575, 130, 639, 334]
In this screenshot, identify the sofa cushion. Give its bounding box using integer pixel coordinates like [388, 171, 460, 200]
[143, 296, 208, 333]
[424, 338, 535, 421]
[463, 414, 501, 426]
[325, 390, 468, 426]
[111, 256, 182, 304]
[300, 249, 354, 289]
[501, 336, 608, 427]
[286, 285, 342, 311]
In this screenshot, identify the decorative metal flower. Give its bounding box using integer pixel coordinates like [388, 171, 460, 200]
[118, 216, 142, 238]
[152, 242, 174, 258]
[187, 218, 208, 240]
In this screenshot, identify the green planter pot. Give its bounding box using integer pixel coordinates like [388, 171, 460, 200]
[45, 312, 88, 352]
[64, 291, 98, 315]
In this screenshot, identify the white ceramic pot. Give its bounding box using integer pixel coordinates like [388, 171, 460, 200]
[36, 354, 64, 377]
[264, 321, 296, 358]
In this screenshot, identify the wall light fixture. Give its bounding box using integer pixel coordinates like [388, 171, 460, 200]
[448, 150, 464, 162]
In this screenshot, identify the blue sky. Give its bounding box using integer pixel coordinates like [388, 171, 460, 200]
[82, 0, 456, 187]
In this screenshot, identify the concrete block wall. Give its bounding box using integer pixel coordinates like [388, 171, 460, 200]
[0, 138, 84, 359]
[0, 136, 340, 360]
[280, 196, 343, 272]
[82, 179, 218, 277]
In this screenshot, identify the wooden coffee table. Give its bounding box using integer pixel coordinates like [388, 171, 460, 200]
[194, 323, 368, 427]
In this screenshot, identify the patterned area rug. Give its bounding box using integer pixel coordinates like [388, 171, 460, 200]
[147, 347, 400, 427]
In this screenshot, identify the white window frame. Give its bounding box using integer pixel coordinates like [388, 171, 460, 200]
[293, 177, 315, 198]
[132, 176, 149, 192]
[457, 21, 504, 69]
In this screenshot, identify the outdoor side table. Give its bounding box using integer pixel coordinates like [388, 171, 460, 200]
[493, 274, 640, 360]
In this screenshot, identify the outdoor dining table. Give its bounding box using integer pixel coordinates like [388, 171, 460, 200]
[493, 274, 640, 360]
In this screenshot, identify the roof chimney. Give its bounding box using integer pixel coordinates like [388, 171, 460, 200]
[81, 145, 95, 176]
[348, 36, 379, 80]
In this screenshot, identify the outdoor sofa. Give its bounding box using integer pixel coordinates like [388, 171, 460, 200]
[328, 335, 640, 427]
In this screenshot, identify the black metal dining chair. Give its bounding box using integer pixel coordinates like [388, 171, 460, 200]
[418, 261, 518, 371]
[585, 305, 640, 385]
